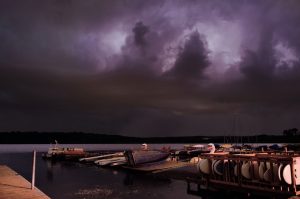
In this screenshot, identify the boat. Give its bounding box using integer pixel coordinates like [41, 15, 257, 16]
[241, 161, 251, 179]
[197, 143, 228, 175]
[282, 161, 300, 185]
[124, 150, 170, 166]
[197, 159, 210, 174]
[174, 144, 210, 159]
[195, 152, 300, 196]
[79, 152, 124, 163]
[213, 160, 224, 175]
[187, 144, 207, 156]
[42, 141, 85, 160]
[95, 157, 126, 166]
[258, 161, 266, 180]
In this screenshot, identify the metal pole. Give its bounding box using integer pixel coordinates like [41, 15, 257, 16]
[31, 150, 36, 190]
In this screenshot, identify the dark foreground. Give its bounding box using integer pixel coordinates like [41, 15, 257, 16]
[0, 152, 294, 199]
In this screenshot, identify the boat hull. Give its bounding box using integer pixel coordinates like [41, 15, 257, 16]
[124, 150, 170, 166]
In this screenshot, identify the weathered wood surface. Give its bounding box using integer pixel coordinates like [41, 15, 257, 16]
[0, 165, 50, 199]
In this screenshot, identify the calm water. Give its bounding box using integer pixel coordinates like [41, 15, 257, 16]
[0, 144, 281, 199]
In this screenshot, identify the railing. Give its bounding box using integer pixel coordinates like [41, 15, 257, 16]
[196, 153, 300, 196]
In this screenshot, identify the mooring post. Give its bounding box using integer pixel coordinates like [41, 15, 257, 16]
[31, 150, 36, 190]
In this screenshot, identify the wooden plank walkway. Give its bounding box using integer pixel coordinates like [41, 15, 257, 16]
[0, 165, 50, 199]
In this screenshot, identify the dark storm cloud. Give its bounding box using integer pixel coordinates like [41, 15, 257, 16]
[132, 22, 149, 47]
[112, 21, 161, 74]
[166, 31, 210, 80]
[239, 27, 277, 80]
[1, 0, 300, 136]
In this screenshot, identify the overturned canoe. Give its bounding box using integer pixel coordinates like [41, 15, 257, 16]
[241, 161, 251, 179]
[198, 159, 210, 175]
[213, 160, 224, 175]
[282, 161, 300, 185]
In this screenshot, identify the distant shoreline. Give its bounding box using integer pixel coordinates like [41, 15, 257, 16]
[0, 132, 300, 144]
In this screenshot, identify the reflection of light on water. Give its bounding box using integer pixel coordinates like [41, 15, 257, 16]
[74, 185, 141, 199]
[113, 170, 118, 175]
[75, 186, 113, 198]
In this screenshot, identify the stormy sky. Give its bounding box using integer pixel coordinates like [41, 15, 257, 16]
[0, 0, 300, 136]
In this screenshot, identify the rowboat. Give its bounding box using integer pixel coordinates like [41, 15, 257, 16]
[95, 157, 126, 166]
[79, 152, 124, 162]
[124, 150, 170, 166]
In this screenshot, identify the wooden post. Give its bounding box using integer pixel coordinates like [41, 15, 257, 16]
[31, 150, 36, 190]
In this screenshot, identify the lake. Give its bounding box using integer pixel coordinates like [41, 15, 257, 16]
[0, 144, 281, 199]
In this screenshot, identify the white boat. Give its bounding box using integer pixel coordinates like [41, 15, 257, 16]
[79, 152, 124, 162]
[278, 163, 284, 181]
[241, 161, 251, 179]
[197, 144, 227, 176]
[197, 159, 210, 174]
[95, 157, 126, 166]
[43, 141, 85, 159]
[282, 160, 300, 185]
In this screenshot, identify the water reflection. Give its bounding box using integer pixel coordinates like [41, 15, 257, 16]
[122, 171, 171, 186]
[46, 161, 53, 182]
[37, 156, 184, 199]
[0, 153, 291, 199]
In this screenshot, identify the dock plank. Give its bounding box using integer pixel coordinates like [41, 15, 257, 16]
[0, 165, 50, 199]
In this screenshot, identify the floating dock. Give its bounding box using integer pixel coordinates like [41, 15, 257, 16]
[0, 165, 50, 199]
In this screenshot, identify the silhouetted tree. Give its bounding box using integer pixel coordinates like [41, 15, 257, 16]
[283, 128, 298, 136]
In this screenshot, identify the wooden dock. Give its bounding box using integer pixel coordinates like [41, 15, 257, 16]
[0, 165, 50, 199]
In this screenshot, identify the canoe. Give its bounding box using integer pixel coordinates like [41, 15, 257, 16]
[282, 162, 300, 185]
[283, 165, 292, 184]
[198, 159, 210, 174]
[252, 161, 260, 180]
[211, 160, 217, 174]
[263, 168, 272, 182]
[79, 152, 124, 162]
[95, 157, 126, 166]
[213, 160, 224, 175]
[259, 162, 266, 180]
[278, 164, 284, 181]
[234, 164, 238, 177]
[273, 163, 279, 183]
[241, 161, 251, 179]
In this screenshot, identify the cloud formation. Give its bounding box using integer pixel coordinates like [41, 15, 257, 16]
[0, 0, 300, 136]
[166, 31, 210, 80]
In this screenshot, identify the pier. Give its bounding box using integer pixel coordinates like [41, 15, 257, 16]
[0, 165, 50, 199]
[190, 153, 300, 197]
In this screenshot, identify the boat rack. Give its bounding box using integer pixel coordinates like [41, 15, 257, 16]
[193, 153, 300, 196]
